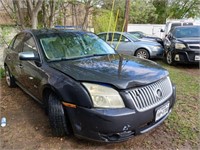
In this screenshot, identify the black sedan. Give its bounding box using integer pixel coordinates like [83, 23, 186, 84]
[163, 26, 200, 65]
[3, 29, 176, 142]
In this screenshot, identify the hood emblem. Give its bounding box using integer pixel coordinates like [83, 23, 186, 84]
[155, 88, 162, 98]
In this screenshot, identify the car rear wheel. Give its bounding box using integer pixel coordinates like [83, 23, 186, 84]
[135, 49, 149, 59]
[5, 66, 16, 88]
[48, 93, 72, 136]
[166, 51, 175, 65]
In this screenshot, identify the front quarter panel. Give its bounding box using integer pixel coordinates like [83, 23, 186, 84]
[41, 66, 93, 108]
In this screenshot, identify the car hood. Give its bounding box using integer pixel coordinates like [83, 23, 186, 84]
[49, 54, 168, 89]
[135, 40, 161, 46]
[177, 37, 200, 44]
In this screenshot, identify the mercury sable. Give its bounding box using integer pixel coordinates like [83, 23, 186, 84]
[3, 29, 176, 142]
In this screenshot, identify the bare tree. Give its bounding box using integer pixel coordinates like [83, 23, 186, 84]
[81, 0, 101, 30]
[27, 0, 43, 29]
[14, 0, 25, 29]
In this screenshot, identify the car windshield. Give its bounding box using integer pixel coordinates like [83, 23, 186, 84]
[38, 32, 116, 61]
[173, 26, 200, 38]
[125, 33, 140, 42]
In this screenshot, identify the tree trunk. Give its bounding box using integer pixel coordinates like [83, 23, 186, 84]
[31, 13, 37, 29]
[15, 0, 25, 29]
[27, 0, 43, 29]
[42, 1, 47, 28]
[82, 6, 90, 30]
[49, 0, 55, 28]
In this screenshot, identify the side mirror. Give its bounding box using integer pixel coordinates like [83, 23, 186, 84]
[19, 51, 40, 61]
[124, 38, 129, 42]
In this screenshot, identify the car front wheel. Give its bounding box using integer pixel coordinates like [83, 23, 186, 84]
[48, 93, 72, 137]
[4, 66, 16, 87]
[135, 49, 149, 59]
[166, 51, 175, 65]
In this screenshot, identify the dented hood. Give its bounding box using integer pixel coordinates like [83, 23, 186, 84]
[49, 54, 168, 89]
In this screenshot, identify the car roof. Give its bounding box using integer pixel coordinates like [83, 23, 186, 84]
[173, 25, 200, 30]
[23, 29, 87, 36]
[98, 31, 124, 35]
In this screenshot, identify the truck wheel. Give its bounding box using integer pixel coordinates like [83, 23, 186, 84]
[4, 66, 16, 87]
[48, 93, 72, 136]
[166, 51, 175, 65]
[135, 49, 149, 59]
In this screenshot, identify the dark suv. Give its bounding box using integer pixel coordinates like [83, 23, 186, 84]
[3, 29, 176, 142]
[163, 25, 200, 65]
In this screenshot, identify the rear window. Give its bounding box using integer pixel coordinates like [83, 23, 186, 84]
[183, 22, 193, 26]
[171, 23, 181, 30]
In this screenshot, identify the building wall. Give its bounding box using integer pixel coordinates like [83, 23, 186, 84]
[128, 24, 165, 38]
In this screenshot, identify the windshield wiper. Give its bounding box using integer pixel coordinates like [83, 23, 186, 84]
[48, 53, 113, 62]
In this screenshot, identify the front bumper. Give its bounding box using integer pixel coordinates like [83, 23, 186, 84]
[64, 85, 176, 142]
[150, 46, 164, 58]
[171, 49, 200, 64]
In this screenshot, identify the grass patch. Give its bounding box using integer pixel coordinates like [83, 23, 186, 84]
[156, 60, 200, 148]
[0, 67, 5, 79]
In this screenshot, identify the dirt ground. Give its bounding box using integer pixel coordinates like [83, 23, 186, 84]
[0, 64, 199, 150]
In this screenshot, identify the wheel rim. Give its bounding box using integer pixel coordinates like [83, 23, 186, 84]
[5, 68, 11, 86]
[136, 50, 147, 59]
[166, 52, 172, 64]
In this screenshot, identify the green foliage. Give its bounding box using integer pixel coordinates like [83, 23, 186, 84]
[129, 0, 158, 24]
[93, 9, 115, 33]
[0, 68, 5, 79]
[152, 0, 168, 24]
[0, 26, 11, 45]
[100, 0, 126, 31]
[167, 0, 200, 19]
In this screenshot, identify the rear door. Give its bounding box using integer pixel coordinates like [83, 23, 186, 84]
[6, 33, 25, 81]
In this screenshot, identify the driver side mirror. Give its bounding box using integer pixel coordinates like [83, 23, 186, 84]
[19, 51, 40, 61]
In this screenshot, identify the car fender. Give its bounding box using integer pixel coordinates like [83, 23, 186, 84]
[40, 71, 93, 108]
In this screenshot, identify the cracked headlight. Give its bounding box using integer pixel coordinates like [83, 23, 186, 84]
[175, 43, 186, 49]
[83, 83, 125, 108]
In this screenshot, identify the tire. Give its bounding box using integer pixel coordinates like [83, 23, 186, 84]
[4, 65, 16, 88]
[48, 93, 72, 136]
[166, 51, 175, 65]
[135, 49, 150, 59]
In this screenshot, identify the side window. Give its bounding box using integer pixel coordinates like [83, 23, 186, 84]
[98, 34, 107, 41]
[183, 22, 193, 26]
[113, 33, 129, 42]
[12, 34, 25, 52]
[23, 34, 37, 52]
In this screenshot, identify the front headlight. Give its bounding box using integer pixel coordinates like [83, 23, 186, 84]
[175, 43, 186, 49]
[83, 83, 125, 108]
[153, 45, 162, 50]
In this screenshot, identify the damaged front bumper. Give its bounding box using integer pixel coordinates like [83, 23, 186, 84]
[64, 85, 176, 142]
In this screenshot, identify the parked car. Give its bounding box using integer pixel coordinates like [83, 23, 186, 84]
[160, 19, 199, 39]
[4, 29, 176, 142]
[97, 32, 163, 59]
[163, 25, 200, 65]
[128, 31, 163, 46]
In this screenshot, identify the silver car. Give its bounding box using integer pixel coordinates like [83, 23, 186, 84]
[97, 32, 163, 59]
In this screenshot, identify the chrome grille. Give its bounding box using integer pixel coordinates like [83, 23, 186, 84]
[128, 77, 172, 112]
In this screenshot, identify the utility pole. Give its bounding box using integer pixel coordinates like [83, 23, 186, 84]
[124, 0, 130, 32]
